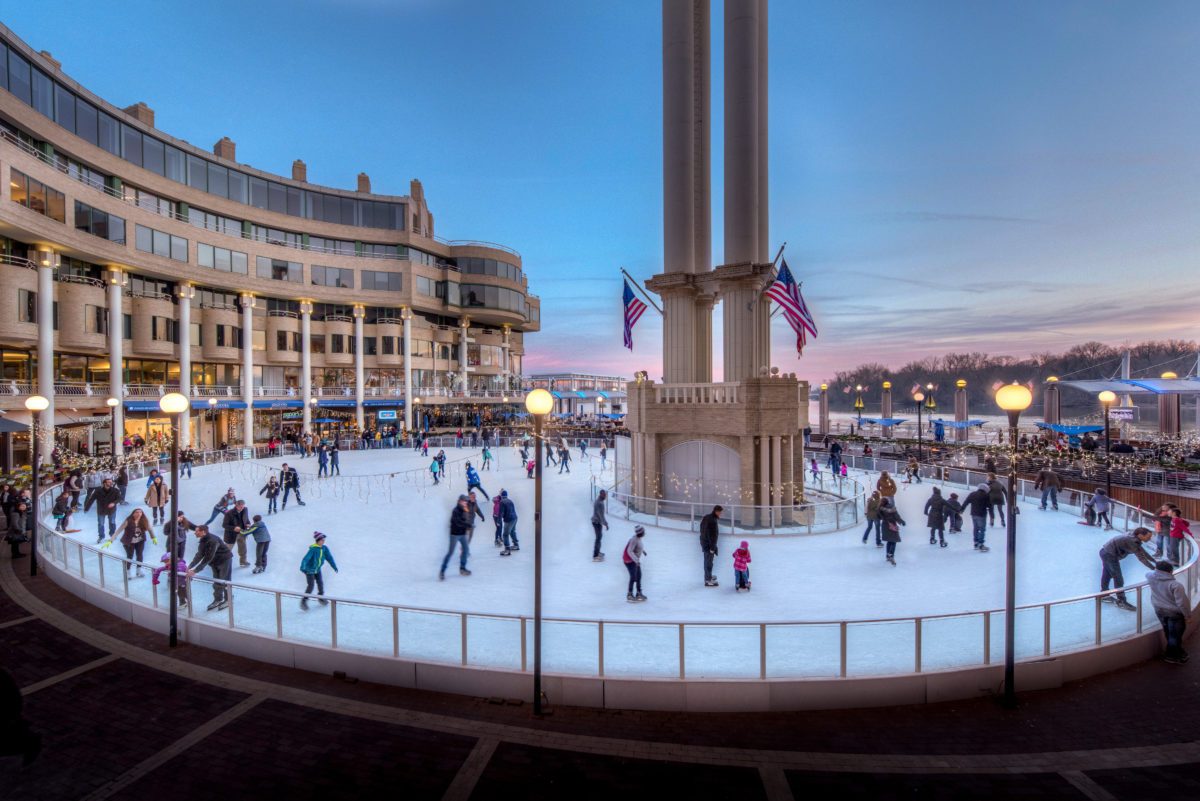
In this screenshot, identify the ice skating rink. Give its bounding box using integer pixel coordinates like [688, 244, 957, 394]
[54, 445, 1155, 677]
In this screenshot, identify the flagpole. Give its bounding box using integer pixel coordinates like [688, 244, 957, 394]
[619, 267, 663, 315]
[749, 242, 788, 310]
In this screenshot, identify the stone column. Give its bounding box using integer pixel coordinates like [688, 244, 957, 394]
[819, 383, 829, 434]
[107, 270, 125, 450]
[353, 305, 365, 431]
[954, 381, 969, 443]
[721, 277, 762, 382]
[756, 0, 769, 264]
[458, 319, 470, 391]
[758, 435, 770, 521]
[724, 0, 763, 265]
[241, 294, 254, 447]
[36, 256, 55, 462]
[1043, 383, 1060, 426]
[300, 301, 312, 435]
[402, 308, 413, 431]
[177, 285, 194, 448]
[881, 383, 893, 437]
[661, 287, 697, 384]
[770, 434, 782, 519]
[694, 294, 715, 383]
[501, 324, 511, 391]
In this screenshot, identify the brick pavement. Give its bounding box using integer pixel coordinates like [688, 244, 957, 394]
[2, 548, 1200, 800]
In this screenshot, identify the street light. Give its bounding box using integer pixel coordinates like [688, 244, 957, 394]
[854, 385, 864, 426]
[524, 387, 554, 716]
[924, 382, 937, 413]
[159, 392, 189, 648]
[106, 397, 120, 455]
[913, 390, 926, 460]
[24, 395, 49, 578]
[207, 397, 219, 452]
[1099, 390, 1116, 499]
[995, 382, 1033, 710]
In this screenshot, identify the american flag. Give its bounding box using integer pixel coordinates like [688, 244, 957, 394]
[764, 259, 818, 355]
[623, 279, 647, 351]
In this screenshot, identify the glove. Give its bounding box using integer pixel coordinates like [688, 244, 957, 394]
[101, 541, 111, 549]
[151, 537, 158, 545]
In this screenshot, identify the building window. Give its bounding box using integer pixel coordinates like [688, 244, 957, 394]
[310, 334, 325, 355]
[150, 316, 178, 343]
[190, 323, 201, 346]
[417, 276, 437, 297]
[311, 265, 354, 289]
[84, 305, 108, 334]
[123, 314, 132, 340]
[17, 289, 36, 323]
[198, 243, 248, 274]
[9, 169, 65, 222]
[330, 334, 344, 354]
[74, 201, 127, 244]
[381, 336, 394, 355]
[134, 224, 187, 262]
[362, 270, 403, 291]
[363, 337, 377, 356]
[252, 329, 265, 351]
[255, 256, 302, 283]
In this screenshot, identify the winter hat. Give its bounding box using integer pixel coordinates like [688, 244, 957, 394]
[949, 493, 958, 499]
[313, 532, 326, 542]
[500, 490, 508, 497]
[1096, 488, 1107, 495]
[634, 525, 645, 537]
[932, 487, 941, 494]
[458, 494, 469, 502]
[1155, 560, 1174, 573]
[740, 540, 749, 549]
[978, 483, 989, 492]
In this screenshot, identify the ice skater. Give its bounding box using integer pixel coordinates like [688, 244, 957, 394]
[944, 492, 964, 533]
[244, 514, 271, 574]
[986, 473, 1007, 527]
[258, 476, 280, 514]
[499, 489, 520, 555]
[732, 540, 751, 591]
[204, 487, 236, 526]
[317, 444, 329, 477]
[84, 477, 122, 543]
[700, 505, 722, 587]
[465, 462, 490, 499]
[329, 442, 340, 475]
[482, 446, 493, 470]
[279, 464, 305, 508]
[622, 525, 647, 602]
[151, 552, 190, 607]
[300, 532, 339, 608]
[862, 490, 882, 546]
[430, 456, 441, 484]
[810, 458, 820, 482]
[558, 446, 571, 474]
[144, 474, 171, 525]
[440, 496, 474, 579]
[964, 483, 991, 552]
[1099, 527, 1156, 610]
[879, 497, 906, 565]
[591, 489, 609, 561]
[1166, 508, 1192, 566]
[51, 490, 74, 532]
[186, 525, 233, 611]
[102, 507, 156, 578]
[1088, 488, 1112, 530]
[924, 487, 948, 547]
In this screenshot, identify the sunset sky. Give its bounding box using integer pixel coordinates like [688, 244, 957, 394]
[8, 1, 1199, 383]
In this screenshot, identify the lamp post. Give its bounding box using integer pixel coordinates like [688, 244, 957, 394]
[913, 390, 925, 460]
[1098, 390, 1116, 499]
[106, 397, 120, 455]
[309, 396, 319, 446]
[854, 385, 864, 426]
[924, 382, 937, 413]
[158, 392, 189, 647]
[25, 395, 49, 577]
[208, 397, 218, 451]
[524, 387, 554, 715]
[995, 382, 1032, 710]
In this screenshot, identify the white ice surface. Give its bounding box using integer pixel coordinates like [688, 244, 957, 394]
[51, 446, 1155, 678]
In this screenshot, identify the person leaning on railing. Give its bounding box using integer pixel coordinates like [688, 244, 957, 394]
[1099, 528, 1157, 611]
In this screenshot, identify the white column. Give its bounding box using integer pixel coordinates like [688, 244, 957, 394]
[758, 436, 770, 519]
[458, 320, 470, 391]
[177, 285, 193, 448]
[662, 289, 697, 384]
[501, 325, 511, 391]
[662, 0, 697, 277]
[36, 260, 55, 462]
[107, 271, 125, 450]
[756, 0, 769, 264]
[353, 306, 365, 431]
[724, 0, 762, 265]
[241, 295, 254, 447]
[402, 308, 413, 431]
[300, 302, 312, 434]
[771, 434, 782, 516]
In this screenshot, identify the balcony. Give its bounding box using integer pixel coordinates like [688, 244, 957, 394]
[654, 382, 742, 404]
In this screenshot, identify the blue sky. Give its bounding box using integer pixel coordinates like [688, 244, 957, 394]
[8, 1, 1199, 383]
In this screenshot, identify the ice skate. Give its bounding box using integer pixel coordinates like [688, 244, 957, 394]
[634, 592, 647, 602]
[627, 592, 636, 602]
[509, 544, 519, 551]
[929, 535, 936, 545]
[216, 600, 229, 611]
[592, 554, 604, 562]
[1114, 599, 1136, 611]
[460, 567, 471, 576]
[300, 598, 310, 609]
[439, 571, 445, 581]
[500, 549, 512, 556]
[978, 545, 990, 552]
[886, 556, 896, 565]
[206, 600, 222, 611]
[940, 540, 948, 548]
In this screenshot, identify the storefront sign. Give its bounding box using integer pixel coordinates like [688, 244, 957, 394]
[376, 410, 398, 421]
[1108, 406, 1139, 423]
[281, 411, 303, 420]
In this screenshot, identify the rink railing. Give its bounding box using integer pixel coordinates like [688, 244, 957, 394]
[35, 485, 1197, 682]
[594, 473, 868, 536]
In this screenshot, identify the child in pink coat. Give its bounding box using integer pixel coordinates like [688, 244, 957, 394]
[151, 553, 190, 607]
[732, 540, 752, 591]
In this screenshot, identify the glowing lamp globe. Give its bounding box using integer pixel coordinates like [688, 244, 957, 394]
[525, 388, 554, 416]
[855, 384, 862, 392]
[159, 393, 189, 415]
[24, 395, 49, 412]
[106, 397, 120, 408]
[995, 384, 1032, 412]
[820, 383, 828, 391]
[1098, 390, 1117, 405]
[913, 392, 925, 403]
[882, 381, 891, 389]
[1162, 371, 1178, 379]
[956, 379, 967, 388]
[208, 398, 218, 407]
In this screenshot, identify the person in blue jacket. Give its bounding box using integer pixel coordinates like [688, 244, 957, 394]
[317, 444, 329, 478]
[300, 531, 338, 609]
[465, 462, 489, 499]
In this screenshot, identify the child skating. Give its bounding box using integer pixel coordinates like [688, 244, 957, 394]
[622, 525, 647, 602]
[732, 540, 752, 591]
[300, 532, 339, 609]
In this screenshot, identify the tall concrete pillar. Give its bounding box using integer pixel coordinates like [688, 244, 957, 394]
[819, 383, 829, 434]
[954, 380, 969, 443]
[177, 285, 193, 448]
[36, 258, 55, 463]
[459, 320, 470, 392]
[724, 0, 762, 264]
[241, 295, 254, 447]
[756, 0, 768, 264]
[662, 289, 697, 383]
[1043, 382, 1061, 426]
[402, 308, 413, 431]
[300, 301, 312, 435]
[881, 383, 893, 437]
[107, 270, 125, 450]
[722, 279, 764, 382]
[694, 295, 714, 383]
[354, 305, 365, 431]
[501, 324, 511, 391]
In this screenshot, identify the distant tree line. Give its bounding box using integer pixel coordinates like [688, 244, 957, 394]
[823, 340, 1198, 415]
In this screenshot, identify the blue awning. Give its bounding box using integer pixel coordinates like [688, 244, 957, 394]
[550, 391, 562, 399]
[574, 390, 586, 398]
[364, 399, 405, 407]
[1035, 423, 1106, 435]
[189, 399, 247, 410]
[860, 417, 907, 426]
[127, 400, 250, 412]
[928, 418, 987, 429]
[252, 400, 303, 409]
[316, 399, 357, 408]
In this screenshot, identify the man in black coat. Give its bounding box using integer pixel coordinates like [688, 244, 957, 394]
[221, 500, 251, 568]
[279, 463, 305, 509]
[963, 483, 992, 552]
[83, 478, 122, 544]
[162, 510, 197, 561]
[187, 525, 233, 610]
[700, 505, 723, 587]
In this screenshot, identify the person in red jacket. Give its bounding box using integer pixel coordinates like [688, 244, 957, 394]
[732, 540, 752, 591]
[1167, 508, 1192, 567]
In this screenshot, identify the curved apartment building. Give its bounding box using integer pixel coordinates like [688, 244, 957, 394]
[0, 24, 538, 459]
